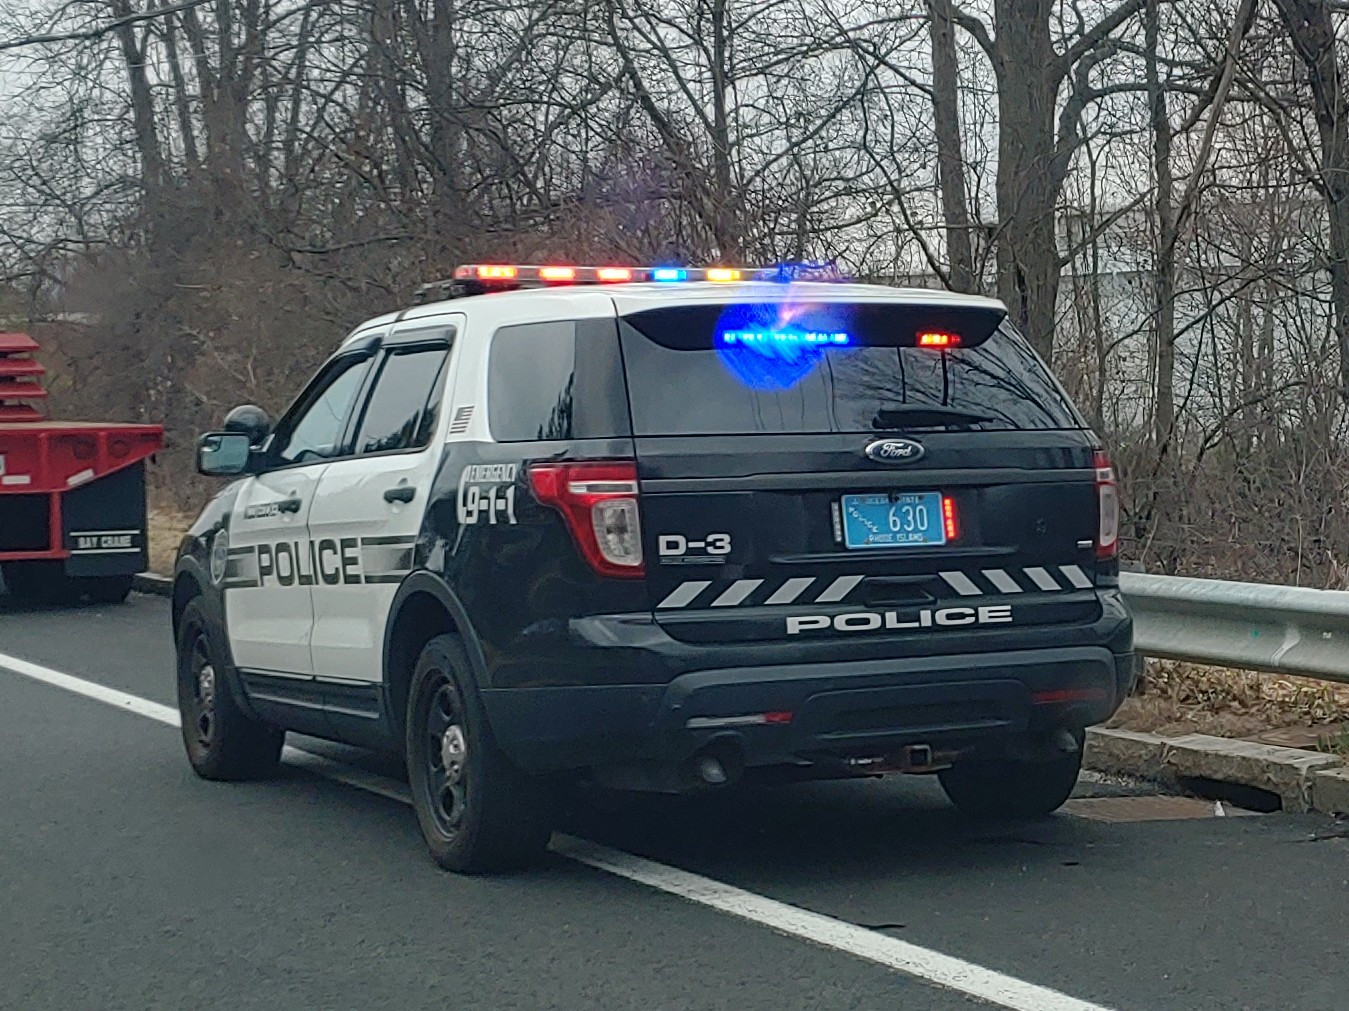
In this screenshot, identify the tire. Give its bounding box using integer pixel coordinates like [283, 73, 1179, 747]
[405, 634, 553, 873]
[175, 598, 283, 781]
[939, 733, 1084, 819]
[83, 574, 133, 605]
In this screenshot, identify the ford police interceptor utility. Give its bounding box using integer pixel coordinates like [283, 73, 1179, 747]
[171, 263, 1135, 872]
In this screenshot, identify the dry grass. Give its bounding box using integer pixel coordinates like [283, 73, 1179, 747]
[1109, 659, 1349, 739]
[148, 507, 193, 576]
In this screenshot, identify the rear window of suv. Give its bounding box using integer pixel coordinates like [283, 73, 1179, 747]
[619, 302, 1085, 436]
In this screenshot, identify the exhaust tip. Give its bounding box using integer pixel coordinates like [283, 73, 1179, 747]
[1052, 727, 1081, 754]
[696, 755, 729, 786]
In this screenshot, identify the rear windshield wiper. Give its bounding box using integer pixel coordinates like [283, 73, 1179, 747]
[871, 405, 993, 430]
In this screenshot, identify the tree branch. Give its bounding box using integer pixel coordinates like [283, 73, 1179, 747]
[1054, 0, 1147, 80]
[0, 0, 215, 53]
[949, 7, 997, 67]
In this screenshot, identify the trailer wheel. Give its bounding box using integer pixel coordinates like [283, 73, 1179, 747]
[83, 575, 133, 605]
[1, 561, 79, 605]
[2, 563, 131, 606]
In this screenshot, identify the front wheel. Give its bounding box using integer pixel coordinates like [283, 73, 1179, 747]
[939, 733, 1084, 819]
[405, 634, 553, 873]
[175, 598, 283, 780]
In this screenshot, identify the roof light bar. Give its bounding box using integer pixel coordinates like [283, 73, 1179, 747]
[418, 262, 853, 301]
[459, 264, 517, 281]
[918, 331, 960, 348]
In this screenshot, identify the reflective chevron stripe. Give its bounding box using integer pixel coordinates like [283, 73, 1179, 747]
[1023, 567, 1062, 591]
[656, 574, 863, 609]
[982, 569, 1023, 594]
[657, 581, 712, 609]
[764, 577, 816, 605]
[1059, 564, 1093, 589]
[711, 579, 763, 606]
[939, 571, 982, 597]
[815, 574, 865, 603]
[653, 564, 1096, 610]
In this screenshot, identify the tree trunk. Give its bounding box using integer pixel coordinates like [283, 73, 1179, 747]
[1274, 0, 1349, 398]
[928, 0, 975, 292]
[708, 0, 742, 260]
[109, 0, 165, 197]
[992, 0, 1059, 360]
[1146, 0, 1177, 453]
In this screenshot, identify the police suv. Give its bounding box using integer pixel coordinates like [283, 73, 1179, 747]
[172, 263, 1135, 872]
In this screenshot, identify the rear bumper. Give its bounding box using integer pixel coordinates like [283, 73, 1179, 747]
[483, 602, 1136, 775]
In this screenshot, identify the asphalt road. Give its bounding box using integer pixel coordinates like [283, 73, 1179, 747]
[2, 590, 1347, 1010]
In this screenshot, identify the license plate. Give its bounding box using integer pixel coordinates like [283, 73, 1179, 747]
[841, 492, 946, 549]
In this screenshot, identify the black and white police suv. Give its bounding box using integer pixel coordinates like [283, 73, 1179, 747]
[172, 262, 1135, 872]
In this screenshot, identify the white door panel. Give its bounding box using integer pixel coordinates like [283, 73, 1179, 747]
[226, 467, 326, 674]
[308, 453, 433, 680]
[307, 323, 459, 683]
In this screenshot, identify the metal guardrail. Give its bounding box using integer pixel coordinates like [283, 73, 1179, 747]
[1120, 572, 1349, 684]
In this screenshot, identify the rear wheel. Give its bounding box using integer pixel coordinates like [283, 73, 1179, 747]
[175, 598, 283, 780]
[406, 634, 553, 873]
[939, 734, 1084, 819]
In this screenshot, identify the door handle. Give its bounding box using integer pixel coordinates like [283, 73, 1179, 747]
[277, 497, 303, 514]
[384, 485, 416, 504]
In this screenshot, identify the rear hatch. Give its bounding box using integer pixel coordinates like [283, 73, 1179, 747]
[616, 291, 1108, 645]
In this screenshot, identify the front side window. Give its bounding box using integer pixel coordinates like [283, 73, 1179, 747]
[269, 355, 371, 466]
[353, 347, 451, 455]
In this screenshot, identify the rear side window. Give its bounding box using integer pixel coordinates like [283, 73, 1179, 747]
[619, 303, 1084, 436]
[488, 320, 631, 441]
[354, 346, 450, 454]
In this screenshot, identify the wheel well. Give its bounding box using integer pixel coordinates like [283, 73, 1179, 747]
[386, 591, 456, 739]
[172, 573, 201, 633]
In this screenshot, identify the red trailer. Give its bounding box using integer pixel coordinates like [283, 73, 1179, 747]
[0, 332, 163, 604]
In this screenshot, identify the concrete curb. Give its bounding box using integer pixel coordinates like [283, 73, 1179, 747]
[1086, 727, 1346, 814]
[1312, 766, 1349, 816]
[132, 572, 172, 597]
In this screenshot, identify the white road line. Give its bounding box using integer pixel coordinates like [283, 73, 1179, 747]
[0, 651, 1116, 1011]
[0, 651, 180, 726]
[554, 837, 1115, 1011]
[0, 651, 410, 801]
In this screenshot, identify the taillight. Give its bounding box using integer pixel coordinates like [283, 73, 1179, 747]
[1094, 450, 1119, 560]
[942, 495, 959, 541]
[528, 461, 644, 579]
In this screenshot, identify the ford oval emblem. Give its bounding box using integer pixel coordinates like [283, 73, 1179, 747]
[864, 438, 925, 464]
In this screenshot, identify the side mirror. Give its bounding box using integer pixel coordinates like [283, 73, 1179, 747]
[223, 404, 272, 446]
[197, 432, 254, 477]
